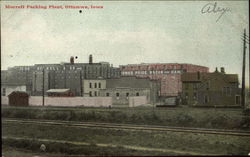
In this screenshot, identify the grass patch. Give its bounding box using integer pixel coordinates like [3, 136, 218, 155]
[2, 106, 249, 130]
[2, 122, 250, 155]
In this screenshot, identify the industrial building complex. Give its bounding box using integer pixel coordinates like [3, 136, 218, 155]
[1, 55, 241, 107]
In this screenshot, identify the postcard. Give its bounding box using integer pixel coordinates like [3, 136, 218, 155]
[1, 0, 249, 156]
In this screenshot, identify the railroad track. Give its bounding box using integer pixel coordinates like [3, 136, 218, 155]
[3, 118, 250, 137]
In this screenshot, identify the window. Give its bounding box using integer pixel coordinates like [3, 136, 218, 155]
[99, 83, 101, 88]
[89, 91, 92, 97]
[206, 81, 210, 90]
[106, 93, 110, 96]
[116, 93, 120, 97]
[235, 95, 241, 105]
[126, 93, 129, 97]
[185, 84, 189, 90]
[94, 91, 97, 96]
[136, 92, 139, 96]
[89, 83, 92, 88]
[204, 95, 209, 103]
[223, 87, 231, 96]
[94, 83, 97, 88]
[2, 88, 6, 96]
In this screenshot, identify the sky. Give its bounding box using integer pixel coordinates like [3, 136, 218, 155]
[1, 1, 249, 85]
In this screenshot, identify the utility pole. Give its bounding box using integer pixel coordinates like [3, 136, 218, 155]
[80, 70, 83, 96]
[241, 29, 247, 108]
[42, 68, 45, 106]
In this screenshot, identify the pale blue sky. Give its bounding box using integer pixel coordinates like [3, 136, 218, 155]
[1, 1, 249, 84]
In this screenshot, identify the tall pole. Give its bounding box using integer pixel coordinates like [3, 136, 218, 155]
[80, 70, 83, 96]
[42, 68, 45, 106]
[241, 29, 246, 108]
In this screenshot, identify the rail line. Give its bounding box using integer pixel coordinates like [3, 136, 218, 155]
[3, 118, 250, 137]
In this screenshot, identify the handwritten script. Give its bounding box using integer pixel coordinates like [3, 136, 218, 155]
[201, 2, 231, 22]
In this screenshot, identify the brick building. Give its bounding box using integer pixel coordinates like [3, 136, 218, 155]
[120, 63, 209, 97]
[181, 67, 241, 107]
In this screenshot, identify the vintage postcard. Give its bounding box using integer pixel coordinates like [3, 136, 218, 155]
[1, 0, 249, 156]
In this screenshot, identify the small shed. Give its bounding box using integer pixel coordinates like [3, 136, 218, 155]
[8, 91, 29, 106]
[46, 89, 74, 97]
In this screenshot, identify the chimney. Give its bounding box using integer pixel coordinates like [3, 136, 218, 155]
[70, 56, 74, 64]
[89, 54, 93, 64]
[215, 67, 218, 73]
[220, 67, 225, 74]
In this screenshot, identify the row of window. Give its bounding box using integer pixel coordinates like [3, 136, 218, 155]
[107, 92, 140, 97]
[89, 83, 102, 88]
[36, 66, 115, 71]
[89, 92, 140, 97]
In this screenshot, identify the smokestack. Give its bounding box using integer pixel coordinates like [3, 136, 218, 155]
[70, 56, 74, 64]
[220, 67, 225, 74]
[89, 54, 93, 64]
[215, 67, 218, 73]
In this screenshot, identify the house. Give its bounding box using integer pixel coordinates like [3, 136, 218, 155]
[181, 67, 241, 107]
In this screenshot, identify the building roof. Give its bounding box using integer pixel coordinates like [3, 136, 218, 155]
[8, 91, 29, 97]
[2, 83, 26, 86]
[46, 89, 70, 93]
[181, 72, 239, 83]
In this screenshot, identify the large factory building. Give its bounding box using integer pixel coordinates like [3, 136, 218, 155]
[2, 55, 120, 96]
[120, 63, 209, 97]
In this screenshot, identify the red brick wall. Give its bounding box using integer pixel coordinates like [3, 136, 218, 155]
[120, 64, 209, 97]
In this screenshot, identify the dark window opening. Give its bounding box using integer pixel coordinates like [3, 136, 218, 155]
[204, 95, 209, 103]
[89, 91, 92, 97]
[106, 93, 110, 96]
[94, 83, 97, 88]
[89, 83, 92, 88]
[94, 91, 97, 96]
[235, 95, 240, 105]
[136, 92, 139, 96]
[116, 93, 119, 97]
[126, 93, 129, 97]
[99, 83, 101, 88]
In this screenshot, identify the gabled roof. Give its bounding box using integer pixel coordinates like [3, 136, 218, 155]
[8, 91, 29, 97]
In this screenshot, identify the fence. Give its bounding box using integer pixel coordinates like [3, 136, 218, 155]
[1, 96, 148, 107]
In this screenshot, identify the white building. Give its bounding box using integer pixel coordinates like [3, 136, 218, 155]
[1, 83, 27, 96]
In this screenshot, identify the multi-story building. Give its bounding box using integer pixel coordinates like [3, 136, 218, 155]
[83, 79, 107, 97]
[2, 55, 121, 96]
[181, 67, 241, 107]
[120, 63, 209, 97]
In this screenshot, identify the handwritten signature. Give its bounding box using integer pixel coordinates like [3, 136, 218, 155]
[201, 2, 231, 22]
